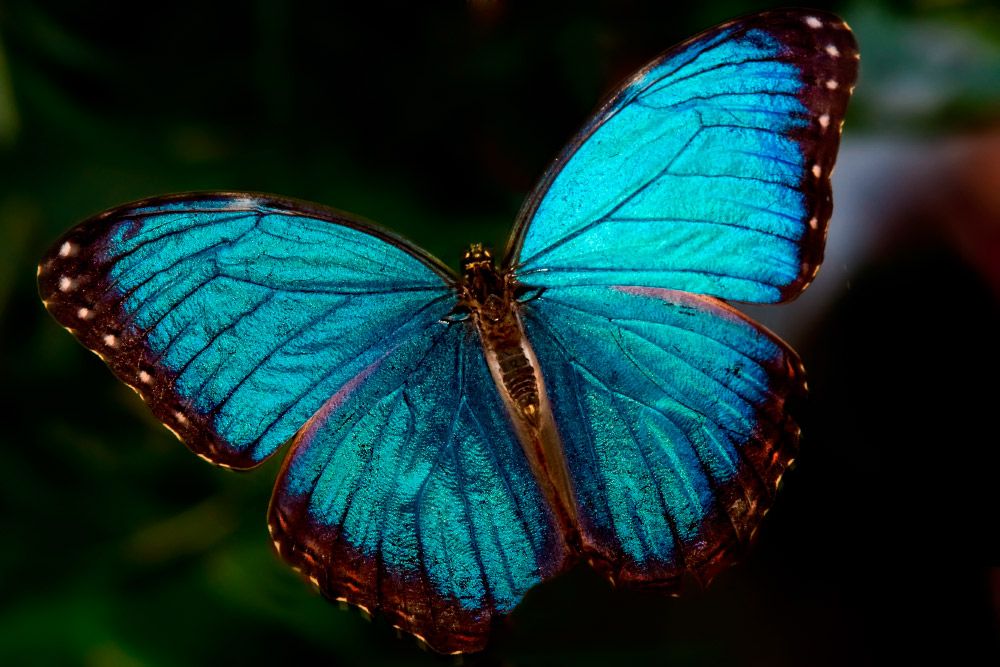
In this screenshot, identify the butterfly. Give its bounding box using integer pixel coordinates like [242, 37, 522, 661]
[37, 8, 858, 654]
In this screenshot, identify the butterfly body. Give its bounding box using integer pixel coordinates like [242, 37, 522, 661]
[39, 9, 858, 654]
[459, 243, 580, 539]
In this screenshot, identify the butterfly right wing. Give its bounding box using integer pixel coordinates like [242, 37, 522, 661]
[269, 320, 570, 654]
[507, 9, 858, 303]
[38, 193, 456, 469]
[522, 285, 804, 588]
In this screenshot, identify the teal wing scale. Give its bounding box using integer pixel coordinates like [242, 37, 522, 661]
[269, 322, 570, 654]
[507, 9, 858, 303]
[522, 286, 805, 587]
[37, 193, 455, 468]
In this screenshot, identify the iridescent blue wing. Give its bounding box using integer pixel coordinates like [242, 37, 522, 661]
[522, 285, 804, 587]
[37, 193, 456, 469]
[507, 9, 859, 303]
[269, 321, 570, 654]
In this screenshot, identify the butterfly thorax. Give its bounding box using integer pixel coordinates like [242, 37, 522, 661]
[459, 244, 579, 534]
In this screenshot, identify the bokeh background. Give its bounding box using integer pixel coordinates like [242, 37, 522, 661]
[2, 1, 999, 665]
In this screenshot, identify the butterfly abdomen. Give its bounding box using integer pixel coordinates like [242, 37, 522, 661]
[460, 244, 579, 534]
[493, 338, 541, 424]
[475, 309, 580, 537]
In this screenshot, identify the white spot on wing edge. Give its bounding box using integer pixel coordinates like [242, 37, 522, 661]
[819, 114, 831, 129]
[77, 307, 92, 319]
[138, 370, 152, 384]
[222, 196, 258, 211]
[811, 164, 822, 178]
[59, 276, 75, 292]
[809, 217, 819, 230]
[332, 596, 372, 619]
[825, 44, 840, 57]
[174, 411, 189, 425]
[826, 79, 839, 90]
[774, 472, 786, 490]
[805, 16, 823, 29]
[59, 241, 76, 257]
[102, 334, 118, 348]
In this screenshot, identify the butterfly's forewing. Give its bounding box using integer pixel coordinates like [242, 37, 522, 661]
[507, 9, 858, 304]
[37, 193, 455, 469]
[522, 286, 804, 587]
[269, 322, 570, 654]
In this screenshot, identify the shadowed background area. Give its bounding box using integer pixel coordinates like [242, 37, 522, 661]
[2, 1, 999, 665]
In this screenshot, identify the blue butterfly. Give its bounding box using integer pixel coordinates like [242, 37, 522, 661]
[38, 9, 857, 654]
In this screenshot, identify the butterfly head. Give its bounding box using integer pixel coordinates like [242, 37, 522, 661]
[461, 243, 494, 273]
[458, 243, 514, 325]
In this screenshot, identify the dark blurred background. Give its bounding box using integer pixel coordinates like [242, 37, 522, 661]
[2, 1, 999, 665]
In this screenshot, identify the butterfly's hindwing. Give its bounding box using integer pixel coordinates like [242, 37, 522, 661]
[508, 9, 859, 303]
[269, 321, 570, 653]
[522, 285, 805, 586]
[37, 193, 455, 469]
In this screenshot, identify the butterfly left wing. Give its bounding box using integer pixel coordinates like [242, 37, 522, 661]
[507, 9, 858, 303]
[37, 193, 456, 469]
[269, 320, 570, 654]
[521, 285, 804, 588]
